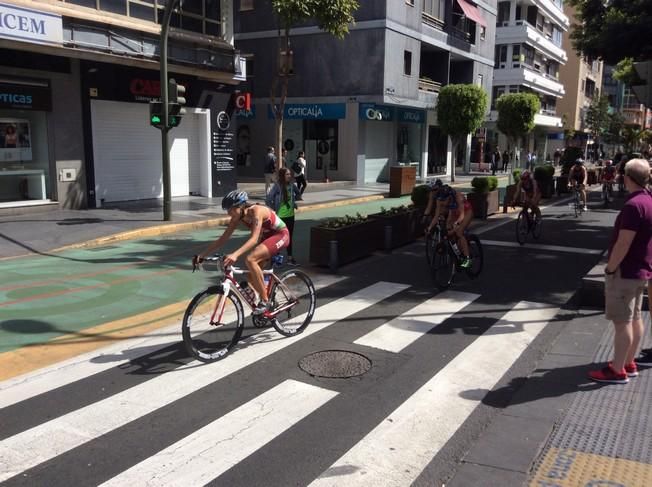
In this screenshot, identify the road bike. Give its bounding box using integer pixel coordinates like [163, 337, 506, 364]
[183, 254, 316, 363]
[430, 227, 483, 290]
[515, 203, 542, 245]
[601, 181, 614, 207]
[425, 216, 446, 267]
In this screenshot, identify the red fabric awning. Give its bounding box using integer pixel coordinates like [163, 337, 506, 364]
[456, 0, 488, 28]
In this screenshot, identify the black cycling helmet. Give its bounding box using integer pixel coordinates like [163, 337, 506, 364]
[430, 178, 443, 189]
[221, 190, 248, 210]
[574, 158, 584, 165]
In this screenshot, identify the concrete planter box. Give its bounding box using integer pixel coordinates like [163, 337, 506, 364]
[310, 220, 381, 271]
[467, 189, 500, 219]
[503, 184, 518, 212]
[368, 208, 423, 251]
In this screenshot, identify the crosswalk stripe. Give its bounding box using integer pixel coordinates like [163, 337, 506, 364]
[100, 380, 338, 486]
[482, 239, 603, 255]
[353, 290, 480, 353]
[310, 301, 560, 487]
[0, 274, 348, 410]
[0, 281, 407, 482]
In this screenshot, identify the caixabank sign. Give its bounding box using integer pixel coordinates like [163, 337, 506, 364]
[0, 2, 63, 46]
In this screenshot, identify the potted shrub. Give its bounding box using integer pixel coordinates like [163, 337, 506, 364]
[368, 205, 423, 251]
[310, 213, 381, 271]
[534, 164, 555, 198]
[467, 176, 500, 219]
[411, 184, 431, 208]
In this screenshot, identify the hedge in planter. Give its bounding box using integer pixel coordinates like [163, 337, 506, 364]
[310, 213, 381, 271]
[534, 164, 555, 198]
[467, 176, 500, 219]
[411, 184, 431, 208]
[368, 205, 423, 251]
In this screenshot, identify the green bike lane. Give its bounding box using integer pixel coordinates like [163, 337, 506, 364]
[0, 196, 414, 359]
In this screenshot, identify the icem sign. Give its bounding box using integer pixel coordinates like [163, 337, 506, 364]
[0, 3, 63, 46]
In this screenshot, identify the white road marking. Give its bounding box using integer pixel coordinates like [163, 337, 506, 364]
[100, 380, 337, 487]
[353, 291, 480, 353]
[0, 281, 406, 482]
[481, 240, 602, 255]
[0, 274, 347, 409]
[310, 301, 560, 487]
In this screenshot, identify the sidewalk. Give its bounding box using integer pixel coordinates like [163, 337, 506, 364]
[0, 175, 508, 259]
[448, 309, 652, 487]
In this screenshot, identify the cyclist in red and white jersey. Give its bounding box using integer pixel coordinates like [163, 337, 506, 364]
[196, 190, 289, 314]
[434, 185, 474, 268]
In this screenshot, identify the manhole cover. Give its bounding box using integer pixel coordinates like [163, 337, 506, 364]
[299, 350, 372, 378]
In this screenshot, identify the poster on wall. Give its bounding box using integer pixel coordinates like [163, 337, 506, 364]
[0, 119, 32, 162]
[236, 124, 251, 167]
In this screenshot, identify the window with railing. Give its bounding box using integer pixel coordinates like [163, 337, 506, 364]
[497, 1, 510, 24]
[495, 45, 507, 68]
[422, 0, 446, 29]
[61, 0, 223, 37]
[451, 1, 476, 44]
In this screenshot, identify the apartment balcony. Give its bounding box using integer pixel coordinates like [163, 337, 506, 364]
[493, 64, 565, 98]
[487, 109, 562, 129]
[496, 20, 567, 64]
[521, 0, 570, 30]
[418, 78, 442, 93]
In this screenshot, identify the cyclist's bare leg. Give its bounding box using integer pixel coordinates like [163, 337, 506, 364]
[454, 212, 473, 257]
[531, 194, 542, 219]
[580, 184, 587, 205]
[245, 244, 272, 302]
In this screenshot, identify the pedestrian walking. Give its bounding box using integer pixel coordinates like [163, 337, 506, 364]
[554, 149, 561, 167]
[292, 150, 308, 196]
[264, 146, 276, 195]
[502, 150, 509, 172]
[266, 167, 300, 265]
[492, 149, 501, 176]
[589, 159, 652, 383]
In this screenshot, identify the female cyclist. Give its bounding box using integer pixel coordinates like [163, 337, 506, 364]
[434, 185, 474, 268]
[194, 190, 290, 315]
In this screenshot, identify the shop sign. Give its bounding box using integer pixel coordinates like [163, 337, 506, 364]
[397, 107, 425, 124]
[268, 103, 346, 120]
[0, 80, 52, 111]
[359, 103, 393, 121]
[235, 105, 256, 119]
[129, 78, 161, 102]
[0, 3, 63, 46]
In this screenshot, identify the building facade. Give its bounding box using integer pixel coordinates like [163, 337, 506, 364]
[0, 0, 241, 212]
[555, 3, 602, 156]
[487, 0, 568, 163]
[234, 0, 496, 184]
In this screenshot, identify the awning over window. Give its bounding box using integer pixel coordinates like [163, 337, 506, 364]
[456, 0, 488, 28]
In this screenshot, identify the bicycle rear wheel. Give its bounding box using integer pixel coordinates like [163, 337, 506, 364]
[182, 288, 245, 363]
[466, 235, 483, 278]
[269, 269, 316, 337]
[431, 242, 455, 290]
[516, 211, 528, 245]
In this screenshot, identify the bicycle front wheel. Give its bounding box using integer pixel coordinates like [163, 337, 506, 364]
[466, 235, 484, 278]
[431, 242, 455, 290]
[269, 270, 316, 337]
[182, 288, 245, 363]
[573, 194, 580, 218]
[516, 211, 528, 245]
[425, 232, 439, 266]
[532, 214, 543, 239]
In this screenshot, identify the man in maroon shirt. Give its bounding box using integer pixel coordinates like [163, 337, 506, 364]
[589, 159, 652, 384]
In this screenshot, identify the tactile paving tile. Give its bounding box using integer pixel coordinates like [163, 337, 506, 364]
[528, 314, 652, 485]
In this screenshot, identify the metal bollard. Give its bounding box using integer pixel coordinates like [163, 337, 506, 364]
[329, 240, 338, 272]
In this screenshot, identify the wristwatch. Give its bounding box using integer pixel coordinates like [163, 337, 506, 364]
[605, 267, 617, 275]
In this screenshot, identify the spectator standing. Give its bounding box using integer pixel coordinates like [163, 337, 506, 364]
[502, 150, 509, 172]
[281, 148, 288, 169]
[493, 149, 501, 176]
[292, 150, 308, 196]
[589, 159, 652, 383]
[554, 149, 561, 167]
[264, 146, 276, 195]
[266, 167, 300, 265]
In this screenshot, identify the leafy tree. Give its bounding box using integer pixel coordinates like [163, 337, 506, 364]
[585, 94, 610, 159]
[568, 1, 652, 65]
[436, 84, 488, 182]
[496, 93, 540, 168]
[270, 0, 359, 170]
[604, 111, 625, 146]
[623, 126, 642, 153]
[613, 58, 644, 87]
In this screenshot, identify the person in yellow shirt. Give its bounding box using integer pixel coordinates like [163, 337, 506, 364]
[266, 167, 301, 265]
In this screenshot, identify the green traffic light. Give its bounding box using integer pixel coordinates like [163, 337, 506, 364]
[151, 115, 161, 124]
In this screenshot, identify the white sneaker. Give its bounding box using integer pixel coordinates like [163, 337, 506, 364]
[583, 205, 588, 211]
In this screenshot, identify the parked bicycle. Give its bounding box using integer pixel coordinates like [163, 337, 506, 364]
[430, 226, 483, 290]
[515, 203, 542, 245]
[183, 253, 316, 363]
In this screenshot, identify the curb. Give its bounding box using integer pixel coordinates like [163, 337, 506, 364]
[49, 194, 388, 253]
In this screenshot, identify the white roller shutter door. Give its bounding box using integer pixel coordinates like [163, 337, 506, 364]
[91, 100, 202, 204]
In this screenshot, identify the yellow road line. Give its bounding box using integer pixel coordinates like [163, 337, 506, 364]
[0, 300, 188, 382]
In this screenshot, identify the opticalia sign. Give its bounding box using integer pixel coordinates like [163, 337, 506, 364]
[268, 103, 346, 120]
[0, 3, 63, 46]
[397, 108, 425, 124]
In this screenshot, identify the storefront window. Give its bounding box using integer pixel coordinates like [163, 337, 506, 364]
[304, 120, 338, 176]
[0, 111, 50, 204]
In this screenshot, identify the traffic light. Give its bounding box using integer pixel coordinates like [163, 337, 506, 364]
[149, 101, 163, 128]
[168, 78, 186, 128]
